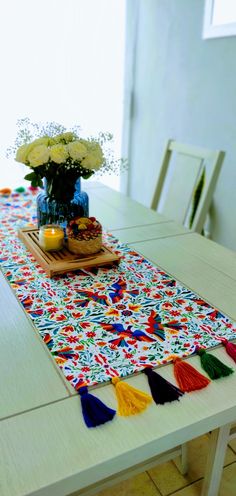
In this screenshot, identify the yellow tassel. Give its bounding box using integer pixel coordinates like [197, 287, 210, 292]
[112, 377, 152, 416]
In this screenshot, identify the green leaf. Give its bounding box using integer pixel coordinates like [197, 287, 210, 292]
[24, 172, 37, 181]
[24, 171, 43, 188]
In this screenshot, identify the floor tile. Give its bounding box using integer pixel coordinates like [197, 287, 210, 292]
[219, 462, 236, 496]
[170, 460, 236, 496]
[229, 438, 236, 453]
[148, 434, 236, 496]
[94, 472, 161, 496]
[169, 480, 202, 495]
[228, 425, 236, 454]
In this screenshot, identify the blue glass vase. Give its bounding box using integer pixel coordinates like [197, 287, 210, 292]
[37, 177, 89, 229]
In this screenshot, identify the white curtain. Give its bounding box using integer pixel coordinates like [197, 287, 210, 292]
[0, 0, 125, 189]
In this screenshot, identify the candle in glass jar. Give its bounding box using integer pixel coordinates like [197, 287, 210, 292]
[39, 225, 64, 251]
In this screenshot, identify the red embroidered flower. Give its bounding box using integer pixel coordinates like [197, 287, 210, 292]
[62, 325, 74, 333]
[170, 310, 180, 316]
[153, 293, 162, 299]
[124, 352, 133, 359]
[80, 322, 90, 329]
[48, 307, 58, 314]
[72, 312, 83, 319]
[185, 306, 193, 312]
[66, 304, 75, 310]
[56, 315, 67, 321]
[66, 336, 78, 343]
[81, 366, 90, 372]
[162, 302, 172, 309]
[66, 375, 74, 381]
[86, 331, 96, 337]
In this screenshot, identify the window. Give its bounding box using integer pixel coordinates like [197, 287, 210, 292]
[0, 0, 125, 190]
[203, 0, 236, 39]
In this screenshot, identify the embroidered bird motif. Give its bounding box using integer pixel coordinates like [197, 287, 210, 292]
[162, 279, 176, 287]
[145, 310, 183, 341]
[76, 289, 110, 306]
[43, 333, 54, 350]
[193, 298, 211, 308]
[207, 309, 224, 320]
[53, 346, 75, 360]
[108, 279, 127, 303]
[73, 298, 90, 308]
[100, 323, 156, 347]
[21, 296, 33, 308]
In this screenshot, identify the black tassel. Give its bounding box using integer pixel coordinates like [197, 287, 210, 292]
[142, 367, 184, 404]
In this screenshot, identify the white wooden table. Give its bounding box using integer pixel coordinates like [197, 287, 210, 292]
[1, 183, 236, 496]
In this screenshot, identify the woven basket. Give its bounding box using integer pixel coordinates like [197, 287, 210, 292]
[67, 234, 102, 255]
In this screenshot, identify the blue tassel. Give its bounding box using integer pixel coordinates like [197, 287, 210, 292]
[78, 386, 116, 428]
[143, 367, 184, 404]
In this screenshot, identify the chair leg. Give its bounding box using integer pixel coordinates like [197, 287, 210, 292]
[201, 424, 231, 496]
[178, 443, 188, 475]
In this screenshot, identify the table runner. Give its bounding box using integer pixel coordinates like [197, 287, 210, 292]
[0, 188, 236, 425]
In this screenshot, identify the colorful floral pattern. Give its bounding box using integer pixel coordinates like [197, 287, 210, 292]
[0, 189, 236, 391]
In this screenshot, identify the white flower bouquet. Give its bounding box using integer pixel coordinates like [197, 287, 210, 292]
[10, 118, 126, 201]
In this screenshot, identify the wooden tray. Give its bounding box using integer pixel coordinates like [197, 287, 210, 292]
[18, 227, 120, 277]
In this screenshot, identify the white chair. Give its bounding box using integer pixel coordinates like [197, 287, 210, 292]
[151, 139, 225, 234]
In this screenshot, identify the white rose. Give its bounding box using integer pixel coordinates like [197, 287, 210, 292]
[81, 151, 104, 170]
[27, 144, 50, 167]
[68, 141, 88, 161]
[32, 137, 50, 146]
[15, 144, 31, 164]
[50, 144, 69, 164]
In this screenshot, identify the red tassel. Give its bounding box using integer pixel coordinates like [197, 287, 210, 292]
[221, 339, 236, 363]
[173, 357, 210, 392]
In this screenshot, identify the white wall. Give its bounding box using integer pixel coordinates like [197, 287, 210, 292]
[126, 0, 236, 251]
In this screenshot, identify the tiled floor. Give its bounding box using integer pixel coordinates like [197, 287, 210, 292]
[92, 435, 236, 496]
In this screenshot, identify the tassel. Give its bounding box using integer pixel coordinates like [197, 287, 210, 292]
[142, 367, 184, 404]
[0, 188, 11, 195]
[196, 348, 234, 380]
[78, 386, 116, 428]
[173, 357, 210, 392]
[220, 339, 236, 363]
[112, 377, 152, 416]
[15, 186, 25, 193]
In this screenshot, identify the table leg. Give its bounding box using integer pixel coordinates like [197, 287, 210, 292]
[201, 423, 231, 496]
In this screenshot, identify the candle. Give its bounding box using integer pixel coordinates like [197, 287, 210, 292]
[39, 224, 64, 251]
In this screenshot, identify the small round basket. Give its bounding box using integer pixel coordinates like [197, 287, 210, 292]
[67, 217, 102, 256]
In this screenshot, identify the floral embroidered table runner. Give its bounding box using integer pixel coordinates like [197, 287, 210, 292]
[0, 188, 235, 395]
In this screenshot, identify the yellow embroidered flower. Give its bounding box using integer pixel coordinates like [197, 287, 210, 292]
[68, 141, 88, 161]
[50, 144, 69, 164]
[27, 144, 50, 167]
[105, 308, 120, 317]
[128, 304, 141, 312]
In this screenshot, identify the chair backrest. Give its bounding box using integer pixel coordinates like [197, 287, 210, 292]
[151, 139, 225, 233]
